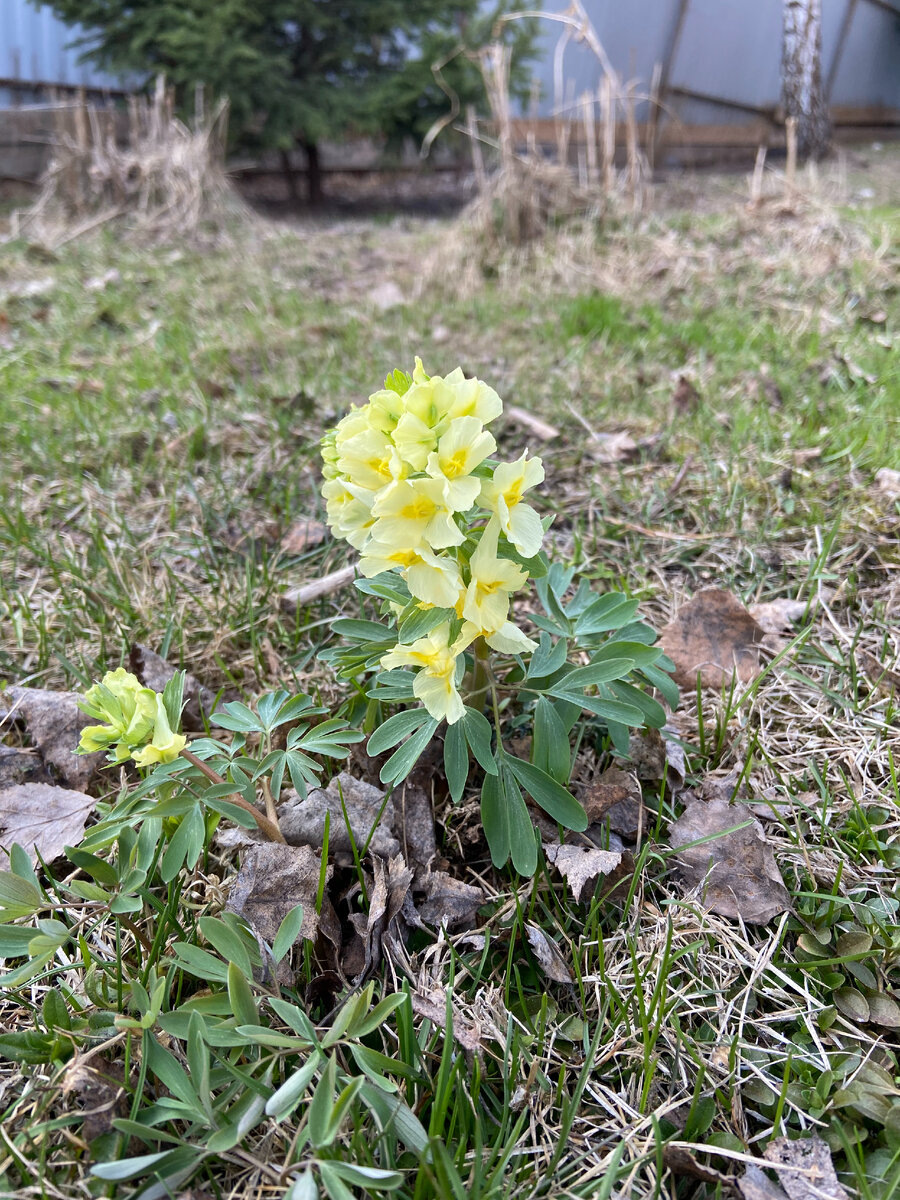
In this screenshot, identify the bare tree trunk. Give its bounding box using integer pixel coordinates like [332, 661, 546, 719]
[782, 0, 830, 162]
[301, 138, 323, 207]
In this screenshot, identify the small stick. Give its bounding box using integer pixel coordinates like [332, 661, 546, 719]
[785, 116, 797, 194]
[280, 564, 355, 610]
[181, 749, 285, 843]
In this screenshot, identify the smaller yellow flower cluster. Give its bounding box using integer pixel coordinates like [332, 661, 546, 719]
[77, 668, 186, 767]
[322, 360, 545, 724]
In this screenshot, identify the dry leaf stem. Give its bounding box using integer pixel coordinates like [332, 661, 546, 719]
[181, 749, 286, 844]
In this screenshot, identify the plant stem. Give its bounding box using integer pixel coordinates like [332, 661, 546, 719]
[181, 749, 286, 844]
[465, 637, 492, 712]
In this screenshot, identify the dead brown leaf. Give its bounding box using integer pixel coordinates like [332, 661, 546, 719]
[394, 778, 436, 880]
[0, 783, 97, 868]
[856, 650, 900, 692]
[737, 1165, 790, 1200]
[659, 589, 766, 690]
[418, 871, 484, 929]
[544, 843, 623, 904]
[629, 726, 686, 793]
[129, 645, 220, 732]
[0, 687, 104, 791]
[280, 519, 327, 555]
[347, 854, 413, 979]
[582, 766, 642, 836]
[748, 598, 813, 636]
[226, 842, 328, 951]
[410, 987, 482, 1054]
[61, 1057, 126, 1141]
[278, 772, 399, 860]
[524, 923, 573, 984]
[669, 793, 790, 924]
[763, 1135, 849, 1200]
[0, 746, 52, 789]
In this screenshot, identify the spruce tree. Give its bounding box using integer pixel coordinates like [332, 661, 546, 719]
[38, 0, 535, 203]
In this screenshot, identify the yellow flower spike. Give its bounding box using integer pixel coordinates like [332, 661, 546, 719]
[462, 519, 528, 635]
[131, 694, 187, 768]
[322, 478, 376, 548]
[371, 477, 464, 551]
[479, 452, 545, 558]
[78, 668, 158, 760]
[432, 367, 503, 426]
[380, 622, 473, 724]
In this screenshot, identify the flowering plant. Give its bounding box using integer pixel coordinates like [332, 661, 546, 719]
[322, 361, 678, 875]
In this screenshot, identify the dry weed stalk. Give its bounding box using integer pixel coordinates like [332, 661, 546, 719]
[16, 77, 241, 248]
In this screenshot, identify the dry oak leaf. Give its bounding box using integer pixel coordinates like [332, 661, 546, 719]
[659, 589, 766, 690]
[582, 766, 643, 836]
[763, 1135, 849, 1200]
[347, 854, 413, 980]
[418, 871, 484, 930]
[0, 687, 104, 792]
[226, 842, 329, 949]
[0, 783, 97, 868]
[669, 793, 790, 924]
[280, 519, 327, 555]
[277, 772, 399, 860]
[737, 1165, 790, 1200]
[410, 987, 482, 1054]
[544, 843, 623, 904]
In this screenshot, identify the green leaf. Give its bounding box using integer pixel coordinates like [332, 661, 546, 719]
[91, 1149, 179, 1182]
[590, 640, 662, 668]
[198, 916, 254, 978]
[0, 924, 40, 957]
[308, 1055, 337, 1147]
[574, 593, 639, 635]
[607, 680, 667, 728]
[145, 1036, 202, 1113]
[266, 1051, 323, 1121]
[212, 701, 263, 733]
[0, 1030, 59, 1064]
[272, 903, 305, 963]
[285, 1169, 320, 1200]
[359, 1083, 430, 1155]
[504, 756, 587, 831]
[319, 1162, 357, 1200]
[331, 618, 394, 642]
[551, 690, 645, 726]
[160, 804, 205, 884]
[227, 960, 258, 1027]
[462, 707, 497, 774]
[384, 368, 412, 395]
[640, 662, 681, 710]
[398, 605, 454, 643]
[379, 717, 439, 786]
[367, 708, 432, 757]
[526, 633, 569, 681]
[532, 697, 570, 784]
[502, 768, 539, 876]
[161, 670, 186, 734]
[443, 721, 468, 804]
[480, 773, 509, 868]
[346, 992, 408, 1039]
[169, 942, 229, 984]
[186, 1012, 211, 1111]
[554, 659, 636, 689]
[325, 1162, 404, 1191]
[0, 870, 42, 915]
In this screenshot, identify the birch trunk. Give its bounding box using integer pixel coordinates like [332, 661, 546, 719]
[782, 0, 831, 161]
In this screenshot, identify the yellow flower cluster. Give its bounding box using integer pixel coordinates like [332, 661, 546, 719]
[322, 360, 544, 724]
[77, 668, 186, 766]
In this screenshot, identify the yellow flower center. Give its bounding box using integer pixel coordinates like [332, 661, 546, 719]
[400, 498, 436, 521]
[444, 450, 469, 478]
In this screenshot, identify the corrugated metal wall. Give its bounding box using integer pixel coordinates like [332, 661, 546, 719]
[528, 0, 900, 122]
[1, 0, 127, 105]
